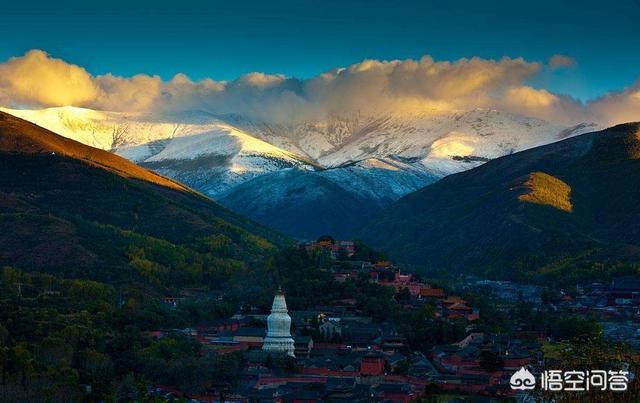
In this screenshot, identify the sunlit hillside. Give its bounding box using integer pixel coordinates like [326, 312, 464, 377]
[518, 171, 573, 212]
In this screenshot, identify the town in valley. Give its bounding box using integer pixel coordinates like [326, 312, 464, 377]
[142, 237, 640, 402]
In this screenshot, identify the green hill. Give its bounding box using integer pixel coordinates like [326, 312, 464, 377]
[356, 122, 640, 283]
[0, 110, 288, 289]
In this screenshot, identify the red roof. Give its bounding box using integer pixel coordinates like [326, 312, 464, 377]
[448, 302, 472, 311]
[420, 288, 445, 298]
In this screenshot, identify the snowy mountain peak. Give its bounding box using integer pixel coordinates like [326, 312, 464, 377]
[0, 105, 600, 238]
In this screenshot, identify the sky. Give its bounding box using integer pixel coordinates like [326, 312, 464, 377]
[0, 0, 639, 125]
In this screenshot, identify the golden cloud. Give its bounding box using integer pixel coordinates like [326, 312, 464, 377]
[0, 50, 99, 107]
[0, 49, 638, 126]
[589, 81, 640, 126]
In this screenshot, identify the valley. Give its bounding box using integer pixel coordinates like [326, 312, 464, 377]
[0, 105, 598, 238]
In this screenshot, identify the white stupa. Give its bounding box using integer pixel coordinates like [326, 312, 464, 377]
[262, 288, 295, 357]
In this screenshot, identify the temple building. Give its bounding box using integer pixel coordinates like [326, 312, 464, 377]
[262, 288, 295, 357]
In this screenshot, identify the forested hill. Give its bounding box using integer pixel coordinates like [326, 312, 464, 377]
[0, 110, 288, 289]
[357, 122, 640, 284]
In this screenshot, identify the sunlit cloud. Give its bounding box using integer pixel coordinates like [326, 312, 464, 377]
[500, 86, 590, 125]
[0, 49, 638, 126]
[589, 81, 640, 126]
[0, 50, 99, 107]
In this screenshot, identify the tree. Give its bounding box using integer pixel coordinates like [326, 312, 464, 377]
[549, 316, 601, 340]
[110, 124, 129, 151]
[396, 287, 411, 304]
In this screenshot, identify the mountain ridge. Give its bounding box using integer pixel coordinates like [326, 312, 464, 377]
[1, 105, 599, 239]
[355, 122, 640, 282]
[0, 110, 287, 280]
[0, 110, 192, 193]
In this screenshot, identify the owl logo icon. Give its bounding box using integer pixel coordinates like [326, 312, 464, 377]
[510, 367, 536, 390]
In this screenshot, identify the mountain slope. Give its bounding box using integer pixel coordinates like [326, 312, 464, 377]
[0, 106, 317, 197]
[356, 123, 640, 281]
[219, 158, 439, 238]
[219, 169, 382, 239]
[131, 127, 317, 197]
[0, 108, 190, 192]
[242, 109, 596, 169]
[221, 110, 596, 238]
[0, 111, 286, 284]
[2, 106, 598, 239]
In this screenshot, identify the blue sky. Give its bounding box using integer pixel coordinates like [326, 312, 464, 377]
[1, 0, 639, 102]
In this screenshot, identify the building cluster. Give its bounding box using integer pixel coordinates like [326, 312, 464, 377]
[430, 333, 538, 395]
[467, 276, 640, 348]
[304, 237, 355, 259]
[566, 277, 640, 348]
[334, 260, 480, 321]
[146, 282, 541, 403]
[146, 253, 640, 401]
[468, 279, 542, 305]
[466, 275, 640, 312]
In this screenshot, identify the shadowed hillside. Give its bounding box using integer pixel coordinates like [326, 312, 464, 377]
[219, 169, 383, 239]
[356, 123, 640, 283]
[0, 110, 288, 286]
[0, 111, 192, 192]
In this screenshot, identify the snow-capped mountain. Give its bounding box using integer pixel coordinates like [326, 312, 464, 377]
[0, 105, 599, 238]
[0, 106, 316, 196]
[244, 109, 596, 169]
[121, 123, 316, 197]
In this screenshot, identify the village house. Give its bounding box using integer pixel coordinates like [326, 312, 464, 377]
[196, 318, 242, 335]
[419, 287, 445, 299]
[373, 383, 415, 403]
[319, 317, 343, 341]
[360, 352, 386, 376]
[408, 354, 440, 379]
[304, 237, 356, 259]
[232, 327, 265, 347]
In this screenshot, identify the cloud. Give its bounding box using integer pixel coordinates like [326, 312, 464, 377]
[235, 72, 286, 87]
[500, 86, 589, 125]
[588, 81, 640, 126]
[0, 50, 99, 107]
[94, 73, 163, 111]
[0, 49, 638, 126]
[549, 54, 577, 70]
[304, 56, 542, 114]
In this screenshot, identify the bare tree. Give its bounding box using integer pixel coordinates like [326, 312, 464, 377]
[171, 123, 187, 139]
[110, 124, 130, 151]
